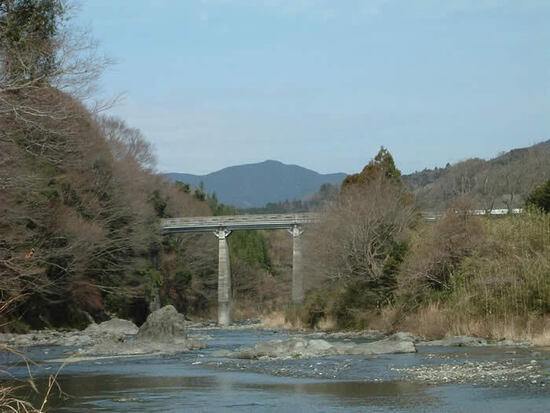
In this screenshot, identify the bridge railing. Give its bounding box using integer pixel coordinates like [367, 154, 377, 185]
[161, 212, 321, 233]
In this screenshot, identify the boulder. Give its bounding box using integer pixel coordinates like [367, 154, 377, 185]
[85, 318, 138, 335]
[136, 305, 187, 343]
[340, 333, 417, 355]
[77, 306, 205, 357]
[307, 330, 386, 341]
[211, 349, 233, 358]
[418, 336, 488, 347]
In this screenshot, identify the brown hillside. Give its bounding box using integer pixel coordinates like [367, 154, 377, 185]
[403, 140, 550, 211]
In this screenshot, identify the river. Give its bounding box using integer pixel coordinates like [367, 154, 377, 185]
[4, 327, 550, 412]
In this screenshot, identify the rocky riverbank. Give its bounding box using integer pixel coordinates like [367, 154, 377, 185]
[392, 359, 547, 386]
[1, 306, 206, 359]
[0, 310, 537, 362]
[0, 318, 139, 348]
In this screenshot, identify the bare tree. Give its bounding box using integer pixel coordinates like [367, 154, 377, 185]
[98, 116, 157, 171]
[305, 176, 417, 305]
[401, 197, 483, 302]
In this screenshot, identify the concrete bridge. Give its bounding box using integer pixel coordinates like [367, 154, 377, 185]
[161, 213, 319, 326]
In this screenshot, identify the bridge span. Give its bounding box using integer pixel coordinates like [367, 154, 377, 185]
[161, 213, 320, 326]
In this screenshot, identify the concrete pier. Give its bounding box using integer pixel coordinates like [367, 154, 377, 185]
[289, 224, 305, 303]
[215, 228, 232, 326]
[162, 214, 319, 323]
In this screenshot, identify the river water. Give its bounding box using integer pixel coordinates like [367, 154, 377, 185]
[4, 327, 550, 412]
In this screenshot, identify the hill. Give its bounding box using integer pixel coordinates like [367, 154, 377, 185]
[403, 140, 550, 211]
[165, 160, 347, 208]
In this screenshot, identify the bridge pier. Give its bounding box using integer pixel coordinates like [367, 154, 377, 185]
[215, 228, 232, 326]
[162, 214, 319, 315]
[289, 224, 305, 304]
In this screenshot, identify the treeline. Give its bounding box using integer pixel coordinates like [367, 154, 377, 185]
[240, 183, 339, 214]
[291, 147, 550, 342]
[404, 140, 550, 212]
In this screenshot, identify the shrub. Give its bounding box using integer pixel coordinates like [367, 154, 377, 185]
[526, 179, 550, 212]
[399, 197, 483, 307]
[448, 210, 550, 321]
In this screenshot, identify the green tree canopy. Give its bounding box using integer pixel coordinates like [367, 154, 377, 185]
[526, 179, 550, 212]
[342, 147, 402, 189]
[0, 0, 65, 86]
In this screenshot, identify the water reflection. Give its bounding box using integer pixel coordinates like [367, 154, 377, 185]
[21, 374, 436, 412]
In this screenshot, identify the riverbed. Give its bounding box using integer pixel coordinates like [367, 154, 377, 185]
[3, 327, 550, 412]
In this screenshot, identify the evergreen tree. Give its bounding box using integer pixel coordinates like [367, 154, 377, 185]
[342, 147, 402, 188]
[526, 179, 550, 212]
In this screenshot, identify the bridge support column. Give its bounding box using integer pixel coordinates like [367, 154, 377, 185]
[289, 224, 305, 304]
[215, 228, 232, 326]
[149, 248, 161, 313]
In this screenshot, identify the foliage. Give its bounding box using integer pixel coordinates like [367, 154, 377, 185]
[299, 149, 417, 328]
[230, 231, 271, 270]
[0, 0, 64, 85]
[526, 178, 550, 212]
[0, 0, 214, 328]
[342, 147, 402, 188]
[447, 211, 550, 321]
[399, 197, 484, 308]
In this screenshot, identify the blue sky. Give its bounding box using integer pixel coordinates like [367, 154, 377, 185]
[78, 0, 549, 175]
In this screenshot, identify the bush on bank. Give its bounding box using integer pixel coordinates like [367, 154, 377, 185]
[294, 205, 550, 340]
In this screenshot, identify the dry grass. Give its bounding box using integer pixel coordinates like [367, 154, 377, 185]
[396, 303, 451, 339]
[316, 316, 337, 331]
[0, 343, 65, 412]
[531, 328, 550, 346]
[261, 311, 295, 329]
[392, 301, 550, 344]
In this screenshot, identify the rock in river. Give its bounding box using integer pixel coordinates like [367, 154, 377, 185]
[136, 305, 187, 343]
[85, 318, 139, 336]
[418, 336, 488, 347]
[78, 305, 204, 357]
[227, 333, 416, 359]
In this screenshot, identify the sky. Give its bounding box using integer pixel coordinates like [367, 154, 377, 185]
[77, 0, 550, 175]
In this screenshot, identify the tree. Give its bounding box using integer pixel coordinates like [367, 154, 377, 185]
[342, 147, 402, 188]
[0, 0, 64, 87]
[303, 149, 417, 327]
[1, 0, 108, 96]
[98, 115, 157, 171]
[526, 179, 550, 212]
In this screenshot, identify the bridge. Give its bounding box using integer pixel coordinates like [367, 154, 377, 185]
[161, 213, 320, 326]
[161, 208, 522, 326]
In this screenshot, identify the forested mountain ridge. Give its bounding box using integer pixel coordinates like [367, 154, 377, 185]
[403, 140, 550, 211]
[165, 160, 346, 208]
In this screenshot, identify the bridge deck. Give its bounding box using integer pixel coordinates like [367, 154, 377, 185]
[162, 208, 523, 233]
[161, 213, 320, 233]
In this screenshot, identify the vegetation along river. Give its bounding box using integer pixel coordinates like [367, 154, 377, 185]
[2, 325, 550, 412]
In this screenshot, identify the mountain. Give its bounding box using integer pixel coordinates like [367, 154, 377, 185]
[403, 140, 550, 211]
[165, 160, 347, 208]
